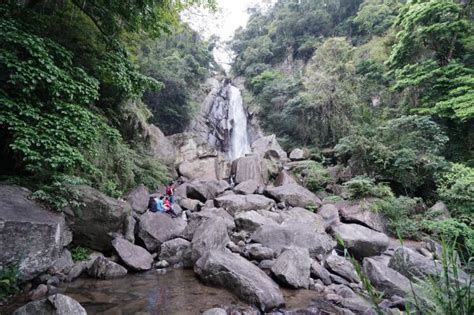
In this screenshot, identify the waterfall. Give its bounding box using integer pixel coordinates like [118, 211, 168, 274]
[228, 85, 250, 160]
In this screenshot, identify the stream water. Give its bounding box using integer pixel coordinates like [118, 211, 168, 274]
[1, 269, 340, 314]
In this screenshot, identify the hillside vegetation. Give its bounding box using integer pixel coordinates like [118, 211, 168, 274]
[232, 0, 473, 256]
[0, 1, 215, 199]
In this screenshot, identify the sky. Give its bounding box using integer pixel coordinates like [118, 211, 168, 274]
[182, 0, 276, 70]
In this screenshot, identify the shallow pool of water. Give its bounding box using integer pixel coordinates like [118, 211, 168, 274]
[1, 269, 338, 315]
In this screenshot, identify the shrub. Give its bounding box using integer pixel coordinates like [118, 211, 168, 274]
[344, 176, 394, 199]
[422, 219, 474, 256]
[437, 163, 474, 220]
[322, 195, 344, 203]
[71, 246, 90, 262]
[292, 161, 331, 193]
[0, 265, 19, 299]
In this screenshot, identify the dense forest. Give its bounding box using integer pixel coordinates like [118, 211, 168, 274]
[232, 0, 473, 256]
[0, 1, 215, 201]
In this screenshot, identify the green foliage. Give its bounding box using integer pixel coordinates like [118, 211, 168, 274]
[292, 161, 331, 193]
[336, 115, 449, 194]
[409, 240, 473, 315]
[388, 0, 474, 121]
[423, 219, 474, 255]
[437, 163, 474, 220]
[322, 195, 345, 203]
[344, 176, 394, 199]
[71, 246, 90, 263]
[139, 25, 214, 134]
[353, 0, 400, 38]
[0, 265, 19, 299]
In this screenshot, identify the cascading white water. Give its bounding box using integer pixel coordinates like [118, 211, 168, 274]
[228, 85, 251, 160]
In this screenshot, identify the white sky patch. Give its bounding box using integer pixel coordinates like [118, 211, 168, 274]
[182, 0, 276, 71]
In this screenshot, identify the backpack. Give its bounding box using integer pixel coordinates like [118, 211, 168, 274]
[148, 197, 157, 212]
[165, 185, 172, 195]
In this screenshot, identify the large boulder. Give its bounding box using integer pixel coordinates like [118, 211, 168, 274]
[159, 238, 192, 268]
[178, 158, 218, 181]
[251, 135, 287, 160]
[181, 207, 235, 240]
[87, 256, 127, 279]
[64, 185, 131, 252]
[50, 249, 75, 275]
[243, 244, 275, 261]
[112, 237, 153, 271]
[13, 294, 86, 315]
[325, 254, 359, 283]
[186, 180, 229, 202]
[338, 201, 387, 232]
[232, 155, 265, 185]
[191, 217, 230, 262]
[251, 224, 336, 258]
[147, 124, 177, 164]
[331, 223, 389, 259]
[178, 198, 202, 211]
[195, 250, 284, 311]
[310, 261, 332, 285]
[388, 247, 443, 280]
[124, 185, 149, 214]
[363, 257, 411, 297]
[274, 171, 298, 187]
[318, 204, 340, 227]
[264, 184, 321, 209]
[138, 212, 186, 252]
[235, 211, 276, 232]
[289, 148, 308, 161]
[214, 194, 275, 216]
[271, 247, 311, 288]
[280, 207, 326, 233]
[0, 185, 72, 281]
[233, 179, 259, 195]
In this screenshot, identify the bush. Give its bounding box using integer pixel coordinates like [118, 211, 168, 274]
[422, 219, 474, 256]
[71, 246, 90, 263]
[437, 163, 474, 220]
[344, 176, 394, 199]
[0, 265, 19, 299]
[292, 161, 331, 193]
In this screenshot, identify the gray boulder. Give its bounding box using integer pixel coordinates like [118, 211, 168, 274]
[243, 244, 275, 261]
[234, 179, 259, 195]
[191, 217, 230, 262]
[331, 223, 389, 259]
[235, 210, 276, 232]
[178, 198, 202, 211]
[159, 238, 192, 268]
[214, 194, 275, 216]
[186, 180, 229, 202]
[338, 202, 387, 232]
[124, 184, 149, 214]
[310, 261, 332, 285]
[289, 148, 308, 161]
[202, 308, 227, 315]
[232, 155, 265, 185]
[252, 224, 336, 258]
[138, 212, 186, 252]
[428, 201, 450, 220]
[388, 247, 442, 280]
[65, 185, 131, 252]
[325, 254, 359, 283]
[50, 249, 75, 275]
[87, 256, 127, 279]
[251, 135, 287, 160]
[112, 237, 153, 271]
[195, 250, 284, 311]
[0, 185, 72, 281]
[181, 207, 235, 240]
[178, 158, 218, 181]
[264, 184, 321, 209]
[13, 294, 86, 315]
[271, 247, 311, 288]
[274, 171, 298, 187]
[363, 257, 411, 297]
[318, 204, 340, 227]
[280, 207, 326, 233]
[147, 124, 177, 164]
